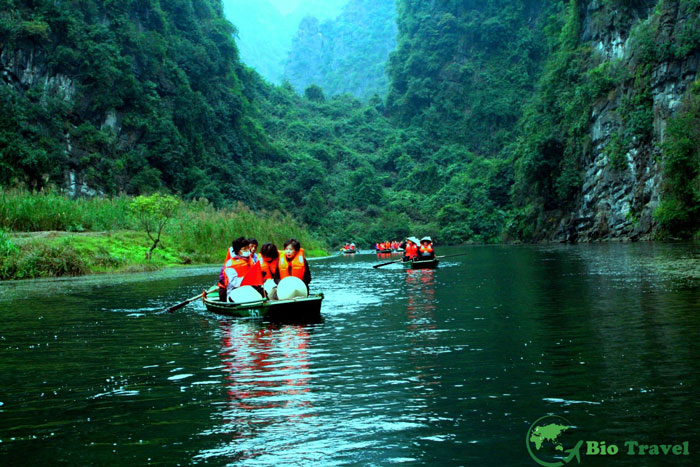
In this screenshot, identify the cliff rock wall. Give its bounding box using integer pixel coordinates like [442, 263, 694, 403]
[554, 0, 700, 241]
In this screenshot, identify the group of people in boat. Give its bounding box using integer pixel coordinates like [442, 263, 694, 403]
[341, 242, 357, 252]
[218, 236, 311, 302]
[375, 241, 402, 251]
[402, 236, 435, 262]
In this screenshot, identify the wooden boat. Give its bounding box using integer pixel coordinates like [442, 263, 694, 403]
[343, 248, 357, 254]
[405, 258, 439, 269]
[203, 293, 324, 322]
[376, 249, 392, 254]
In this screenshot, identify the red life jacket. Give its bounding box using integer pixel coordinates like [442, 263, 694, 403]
[278, 249, 306, 280]
[261, 257, 278, 281]
[419, 244, 434, 254]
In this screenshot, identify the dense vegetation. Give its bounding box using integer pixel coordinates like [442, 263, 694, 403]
[1, 0, 259, 205]
[1, 0, 699, 265]
[284, 0, 397, 100]
[0, 190, 325, 279]
[657, 78, 700, 236]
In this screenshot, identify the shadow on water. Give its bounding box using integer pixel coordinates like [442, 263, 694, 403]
[1, 245, 699, 465]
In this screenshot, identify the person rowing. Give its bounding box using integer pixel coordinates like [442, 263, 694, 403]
[403, 237, 419, 262]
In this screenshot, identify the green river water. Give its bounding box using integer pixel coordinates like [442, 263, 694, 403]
[1, 244, 699, 466]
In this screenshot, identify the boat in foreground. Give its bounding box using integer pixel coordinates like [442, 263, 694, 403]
[405, 258, 440, 269]
[203, 293, 324, 322]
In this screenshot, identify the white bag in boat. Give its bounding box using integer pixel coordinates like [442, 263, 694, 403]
[263, 279, 277, 300]
[227, 285, 263, 303]
[276, 276, 308, 300]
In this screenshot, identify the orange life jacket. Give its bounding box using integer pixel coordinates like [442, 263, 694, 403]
[419, 244, 434, 254]
[261, 257, 278, 281]
[278, 249, 306, 280]
[406, 243, 418, 257]
[221, 256, 250, 289]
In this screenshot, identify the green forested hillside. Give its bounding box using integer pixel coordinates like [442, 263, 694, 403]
[1, 0, 699, 248]
[1, 0, 256, 206]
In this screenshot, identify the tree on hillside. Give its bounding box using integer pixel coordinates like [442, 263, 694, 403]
[130, 194, 179, 260]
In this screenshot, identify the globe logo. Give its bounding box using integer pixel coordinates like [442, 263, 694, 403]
[526, 415, 583, 466]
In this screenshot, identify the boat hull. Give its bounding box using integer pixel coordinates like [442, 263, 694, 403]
[203, 293, 323, 323]
[407, 258, 439, 269]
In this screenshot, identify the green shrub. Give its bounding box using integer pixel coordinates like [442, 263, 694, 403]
[0, 229, 18, 257]
[1, 241, 87, 279]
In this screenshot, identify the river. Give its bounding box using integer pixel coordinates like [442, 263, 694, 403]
[1, 244, 699, 466]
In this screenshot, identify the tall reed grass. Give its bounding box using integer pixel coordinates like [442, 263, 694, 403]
[175, 201, 325, 262]
[0, 191, 327, 279]
[0, 190, 134, 231]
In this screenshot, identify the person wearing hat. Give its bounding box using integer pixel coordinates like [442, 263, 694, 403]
[418, 236, 435, 260]
[403, 237, 419, 262]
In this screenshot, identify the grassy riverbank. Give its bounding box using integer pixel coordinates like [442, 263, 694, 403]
[0, 191, 327, 280]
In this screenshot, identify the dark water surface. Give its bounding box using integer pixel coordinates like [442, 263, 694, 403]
[1, 244, 699, 466]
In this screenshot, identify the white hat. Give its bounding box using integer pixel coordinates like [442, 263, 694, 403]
[408, 236, 420, 244]
[420, 236, 432, 242]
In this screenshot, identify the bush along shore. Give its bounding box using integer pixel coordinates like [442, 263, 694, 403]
[0, 191, 327, 280]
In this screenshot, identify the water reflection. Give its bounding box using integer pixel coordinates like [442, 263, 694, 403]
[405, 268, 437, 327]
[196, 321, 315, 462]
[2, 245, 700, 465]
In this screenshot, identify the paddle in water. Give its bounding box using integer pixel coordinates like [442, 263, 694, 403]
[165, 286, 218, 313]
[373, 259, 405, 269]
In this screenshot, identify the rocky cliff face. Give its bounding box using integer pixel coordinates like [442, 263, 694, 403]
[1, 46, 112, 196]
[1, 48, 75, 100]
[554, 0, 700, 241]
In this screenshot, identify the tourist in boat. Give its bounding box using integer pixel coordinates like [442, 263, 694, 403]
[403, 237, 419, 262]
[260, 243, 279, 282]
[418, 236, 435, 260]
[248, 238, 260, 264]
[218, 237, 251, 301]
[275, 238, 311, 291]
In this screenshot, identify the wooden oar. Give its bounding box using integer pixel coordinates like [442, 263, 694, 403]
[165, 286, 218, 313]
[373, 258, 405, 269]
[435, 252, 470, 260]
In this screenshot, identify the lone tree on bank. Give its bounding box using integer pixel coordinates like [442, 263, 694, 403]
[130, 194, 179, 260]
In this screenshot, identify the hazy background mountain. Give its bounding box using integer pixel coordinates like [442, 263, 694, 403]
[222, 0, 348, 83]
[283, 0, 397, 100]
